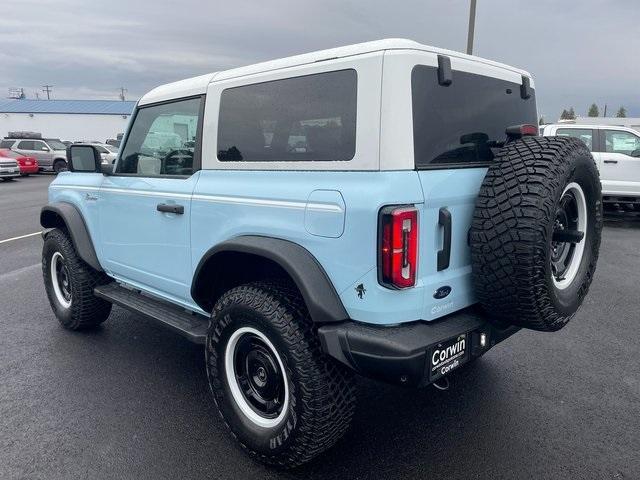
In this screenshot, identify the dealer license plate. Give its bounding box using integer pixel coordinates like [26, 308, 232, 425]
[429, 333, 469, 381]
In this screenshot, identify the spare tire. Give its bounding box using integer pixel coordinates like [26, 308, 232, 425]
[470, 136, 602, 332]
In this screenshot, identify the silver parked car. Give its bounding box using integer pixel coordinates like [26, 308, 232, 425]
[0, 134, 68, 173]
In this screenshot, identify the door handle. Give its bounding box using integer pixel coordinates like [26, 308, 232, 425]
[84, 193, 98, 201]
[437, 207, 452, 271]
[156, 203, 184, 214]
[604, 160, 618, 164]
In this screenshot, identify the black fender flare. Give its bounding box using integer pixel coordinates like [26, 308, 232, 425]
[191, 236, 348, 324]
[40, 202, 103, 272]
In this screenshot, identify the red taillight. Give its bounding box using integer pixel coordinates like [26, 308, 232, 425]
[379, 205, 418, 289]
[520, 124, 538, 136]
[506, 124, 538, 139]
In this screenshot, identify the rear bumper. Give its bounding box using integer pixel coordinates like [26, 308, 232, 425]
[19, 165, 39, 174]
[318, 307, 519, 387]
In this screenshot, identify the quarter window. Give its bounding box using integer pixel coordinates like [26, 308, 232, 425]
[117, 97, 203, 176]
[0, 140, 15, 148]
[217, 70, 357, 162]
[556, 129, 594, 151]
[604, 130, 640, 155]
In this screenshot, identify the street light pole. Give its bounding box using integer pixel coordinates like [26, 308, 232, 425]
[466, 0, 477, 55]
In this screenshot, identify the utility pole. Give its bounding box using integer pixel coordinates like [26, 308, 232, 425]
[42, 85, 53, 100]
[466, 0, 477, 55]
[603, 104, 607, 117]
[118, 87, 128, 101]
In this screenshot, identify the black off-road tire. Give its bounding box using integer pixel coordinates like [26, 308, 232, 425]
[470, 136, 602, 332]
[42, 228, 112, 329]
[206, 281, 356, 468]
[53, 159, 67, 174]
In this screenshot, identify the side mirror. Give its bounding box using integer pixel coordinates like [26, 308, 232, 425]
[66, 145, 102, 173]
[100, 162, 114, 174]
[41, 146, 50, 152]
[631, 149, 640, 158]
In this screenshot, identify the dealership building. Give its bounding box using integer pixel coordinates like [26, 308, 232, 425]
[0, 99, 136, 143]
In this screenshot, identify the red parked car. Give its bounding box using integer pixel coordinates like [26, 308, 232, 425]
[0, 149, 39, 175]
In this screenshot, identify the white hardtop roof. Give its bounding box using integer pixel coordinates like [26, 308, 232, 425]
[139, 38, 532, 106]
[546, 123, 640, 131]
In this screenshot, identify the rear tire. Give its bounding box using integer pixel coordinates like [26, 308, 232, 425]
[206, 281, 356, 468]
[470, 136, 602, 332]
[42, 228, 112, 329]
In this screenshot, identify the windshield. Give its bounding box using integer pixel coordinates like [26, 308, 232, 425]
[45, 139, 68, 150]
[412, 65, 537, 167]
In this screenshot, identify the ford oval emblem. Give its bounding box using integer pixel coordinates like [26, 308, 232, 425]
[434, 286, 452, 299]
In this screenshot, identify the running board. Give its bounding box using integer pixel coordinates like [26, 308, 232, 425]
[94, 283, 208, 344]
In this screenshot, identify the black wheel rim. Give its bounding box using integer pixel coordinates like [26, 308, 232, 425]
[551, 191, 579, 282]
[55, 256, 72, 302]
[233, 333, 285, 419]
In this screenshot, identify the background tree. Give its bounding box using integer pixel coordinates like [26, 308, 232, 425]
[616, 106, 627, 118]
[560, 108, 576, 121]
[588, 103, 599, 117]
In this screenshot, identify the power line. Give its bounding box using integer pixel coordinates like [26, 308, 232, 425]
[42, 85, 53, 100]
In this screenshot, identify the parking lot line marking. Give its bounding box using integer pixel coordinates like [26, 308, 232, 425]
[0, 231, 42, 245]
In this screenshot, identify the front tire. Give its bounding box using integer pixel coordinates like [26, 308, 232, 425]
[42, 228, 112, 329]
[206, 281, 356, 468]
[53, 160, 67, 174]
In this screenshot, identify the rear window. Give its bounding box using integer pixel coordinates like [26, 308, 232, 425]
[412, 65, 537, 168]
[217, 69, 357, 162]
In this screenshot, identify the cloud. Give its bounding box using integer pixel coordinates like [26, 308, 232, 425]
[2, 0, 638, 118]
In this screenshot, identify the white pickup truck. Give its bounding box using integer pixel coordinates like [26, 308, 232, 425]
[541, 124, 640, 206]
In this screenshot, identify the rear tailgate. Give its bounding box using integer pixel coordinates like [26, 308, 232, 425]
[417, 168, 488, 320]
[410, 61, 537, 321]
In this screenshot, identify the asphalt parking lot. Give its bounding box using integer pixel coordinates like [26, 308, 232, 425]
[1, 174, 638, 480]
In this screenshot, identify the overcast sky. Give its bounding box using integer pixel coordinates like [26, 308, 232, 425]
[2, 0, 638, 120]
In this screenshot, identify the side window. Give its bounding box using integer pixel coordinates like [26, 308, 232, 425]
[17, 140, 35, 150]
[217, 69, 357, 162]
[555, 129, 594, 151]
[0, 140, 15, 148]
[33, 141, 48, 151]
[604, 130, 640, 156]
[117, 97, 203, 176]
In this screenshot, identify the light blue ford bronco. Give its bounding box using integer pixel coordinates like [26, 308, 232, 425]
[40, 39, 602, 467]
